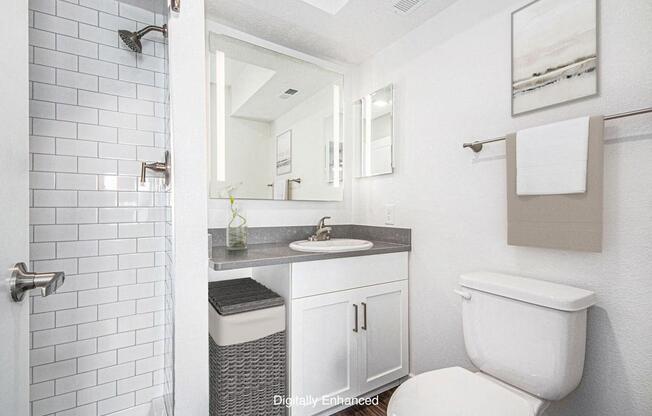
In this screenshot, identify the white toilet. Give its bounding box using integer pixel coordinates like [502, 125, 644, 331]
[388, 271, 597, 416]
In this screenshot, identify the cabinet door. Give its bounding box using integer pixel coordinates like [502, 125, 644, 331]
[358, 280, 409, 394]
[290, 289, 360, 416]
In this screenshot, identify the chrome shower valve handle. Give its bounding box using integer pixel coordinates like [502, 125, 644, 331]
[140, 150, 171, 187]
[10, 263, 65, 302]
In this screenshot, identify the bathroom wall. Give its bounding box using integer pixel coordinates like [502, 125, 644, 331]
[166, 0, 210, 414]
[27, 0, 171, 414]
[350, 0, 652, 415]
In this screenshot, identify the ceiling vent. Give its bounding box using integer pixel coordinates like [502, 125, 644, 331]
[279, 89, 299, 99]
[392, 0, 426, 15]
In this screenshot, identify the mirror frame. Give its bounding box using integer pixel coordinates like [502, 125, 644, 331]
[205, 27, 348, 201]
[354, 84, 395, 178]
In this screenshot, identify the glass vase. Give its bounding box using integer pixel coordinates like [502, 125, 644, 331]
[226, 224, 247, 251]
[226, 204, 247, 251]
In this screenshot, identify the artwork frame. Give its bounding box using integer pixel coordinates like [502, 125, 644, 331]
[276, 130, 292, 175]
[511, 0, 598, 116]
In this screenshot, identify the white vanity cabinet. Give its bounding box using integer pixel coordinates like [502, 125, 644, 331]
[254, 252, 409, 416]
[357, 280, 409, 394]
[290, 289, 361, 416]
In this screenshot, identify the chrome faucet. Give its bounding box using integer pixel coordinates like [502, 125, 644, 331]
[309, 216, 332, 241]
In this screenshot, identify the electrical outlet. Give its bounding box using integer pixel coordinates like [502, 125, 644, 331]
[384, 204, 395, 225]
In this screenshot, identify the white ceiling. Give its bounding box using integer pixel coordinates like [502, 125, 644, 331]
[205, 0, 460, 64]
[299, 0, 351, 15]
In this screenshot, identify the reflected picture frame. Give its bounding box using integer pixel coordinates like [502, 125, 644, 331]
[276, 130, 292, 176]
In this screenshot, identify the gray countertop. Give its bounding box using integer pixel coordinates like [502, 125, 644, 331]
[209, 240, 411, 271]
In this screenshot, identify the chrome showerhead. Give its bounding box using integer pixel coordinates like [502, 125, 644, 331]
[118, 24, 167, 54]
[119, 29, 142, 53]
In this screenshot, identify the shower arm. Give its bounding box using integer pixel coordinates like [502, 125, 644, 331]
[137, 24, 168, 38]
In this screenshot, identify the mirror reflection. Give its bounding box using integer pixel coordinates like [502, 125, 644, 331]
[354, 85, 394, 177]
[208, 34, 344, 201]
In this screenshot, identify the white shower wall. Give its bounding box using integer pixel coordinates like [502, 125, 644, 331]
[27, 0, 172, 415]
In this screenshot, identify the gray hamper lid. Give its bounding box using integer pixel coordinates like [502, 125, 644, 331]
[208, 278, 284, 315]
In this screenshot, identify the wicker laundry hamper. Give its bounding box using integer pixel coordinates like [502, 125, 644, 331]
[209, 278, 287, 416]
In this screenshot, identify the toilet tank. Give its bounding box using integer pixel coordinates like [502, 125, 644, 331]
[459, 272, 597, 401]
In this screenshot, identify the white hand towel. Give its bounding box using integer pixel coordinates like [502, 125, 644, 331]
[273, 178, 288, 200]
[517, 116, 590, 195]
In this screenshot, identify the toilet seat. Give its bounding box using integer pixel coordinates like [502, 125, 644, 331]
[387, 367, 547, 416]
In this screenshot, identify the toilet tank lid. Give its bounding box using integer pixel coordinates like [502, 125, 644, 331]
[460, 272, 597, 311]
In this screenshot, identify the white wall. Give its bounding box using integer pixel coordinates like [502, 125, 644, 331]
[1, 1, 30, 415]
[168, 0, 209, 415]
[27, 1, 171, 415]
[350, 0, 652, 415]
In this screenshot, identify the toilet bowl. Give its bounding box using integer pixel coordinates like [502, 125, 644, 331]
[388, 272, 596, 415]
[387, 367, 549, 416]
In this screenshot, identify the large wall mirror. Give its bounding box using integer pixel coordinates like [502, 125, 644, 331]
[354, 85, 394, 177]
[208, 33, 344, 201]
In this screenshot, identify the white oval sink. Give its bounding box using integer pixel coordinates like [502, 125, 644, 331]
[289, 238, 374, 253]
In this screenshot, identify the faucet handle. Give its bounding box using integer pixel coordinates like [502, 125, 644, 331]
[10, 263, 65, 302]
[140, 150, 171, 187]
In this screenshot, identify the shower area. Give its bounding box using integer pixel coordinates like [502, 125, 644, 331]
[28, 0, 174, 414]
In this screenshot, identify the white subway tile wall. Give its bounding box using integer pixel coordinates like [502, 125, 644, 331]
[28, 0, 172, 415]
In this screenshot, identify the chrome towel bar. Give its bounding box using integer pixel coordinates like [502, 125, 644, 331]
[462, 106, 652, 152]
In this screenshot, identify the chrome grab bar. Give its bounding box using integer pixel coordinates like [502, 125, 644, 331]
[10, 263, 65, 302]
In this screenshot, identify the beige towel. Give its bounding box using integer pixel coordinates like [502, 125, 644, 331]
[506, 116, 604, 252]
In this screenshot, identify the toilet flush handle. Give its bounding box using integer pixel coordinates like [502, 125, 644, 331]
[454, 289, 472, 300]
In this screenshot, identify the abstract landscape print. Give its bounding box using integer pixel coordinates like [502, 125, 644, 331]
[512, 0, 598, 115]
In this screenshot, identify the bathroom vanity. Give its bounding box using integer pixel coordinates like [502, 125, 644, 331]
[209, 225, 410, 416]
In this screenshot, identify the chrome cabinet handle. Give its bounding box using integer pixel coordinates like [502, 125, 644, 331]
[353, 304, 358, 333]
[10, 263, 65, 302]
[361, 302, 367, 330]
[140, 150, 171, 187]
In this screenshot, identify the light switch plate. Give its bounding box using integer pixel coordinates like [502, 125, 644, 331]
[384, 204, 395, 225]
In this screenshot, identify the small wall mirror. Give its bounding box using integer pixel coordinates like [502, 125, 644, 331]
[354, 84, 394, 177]
[207, 33, 344, 201]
